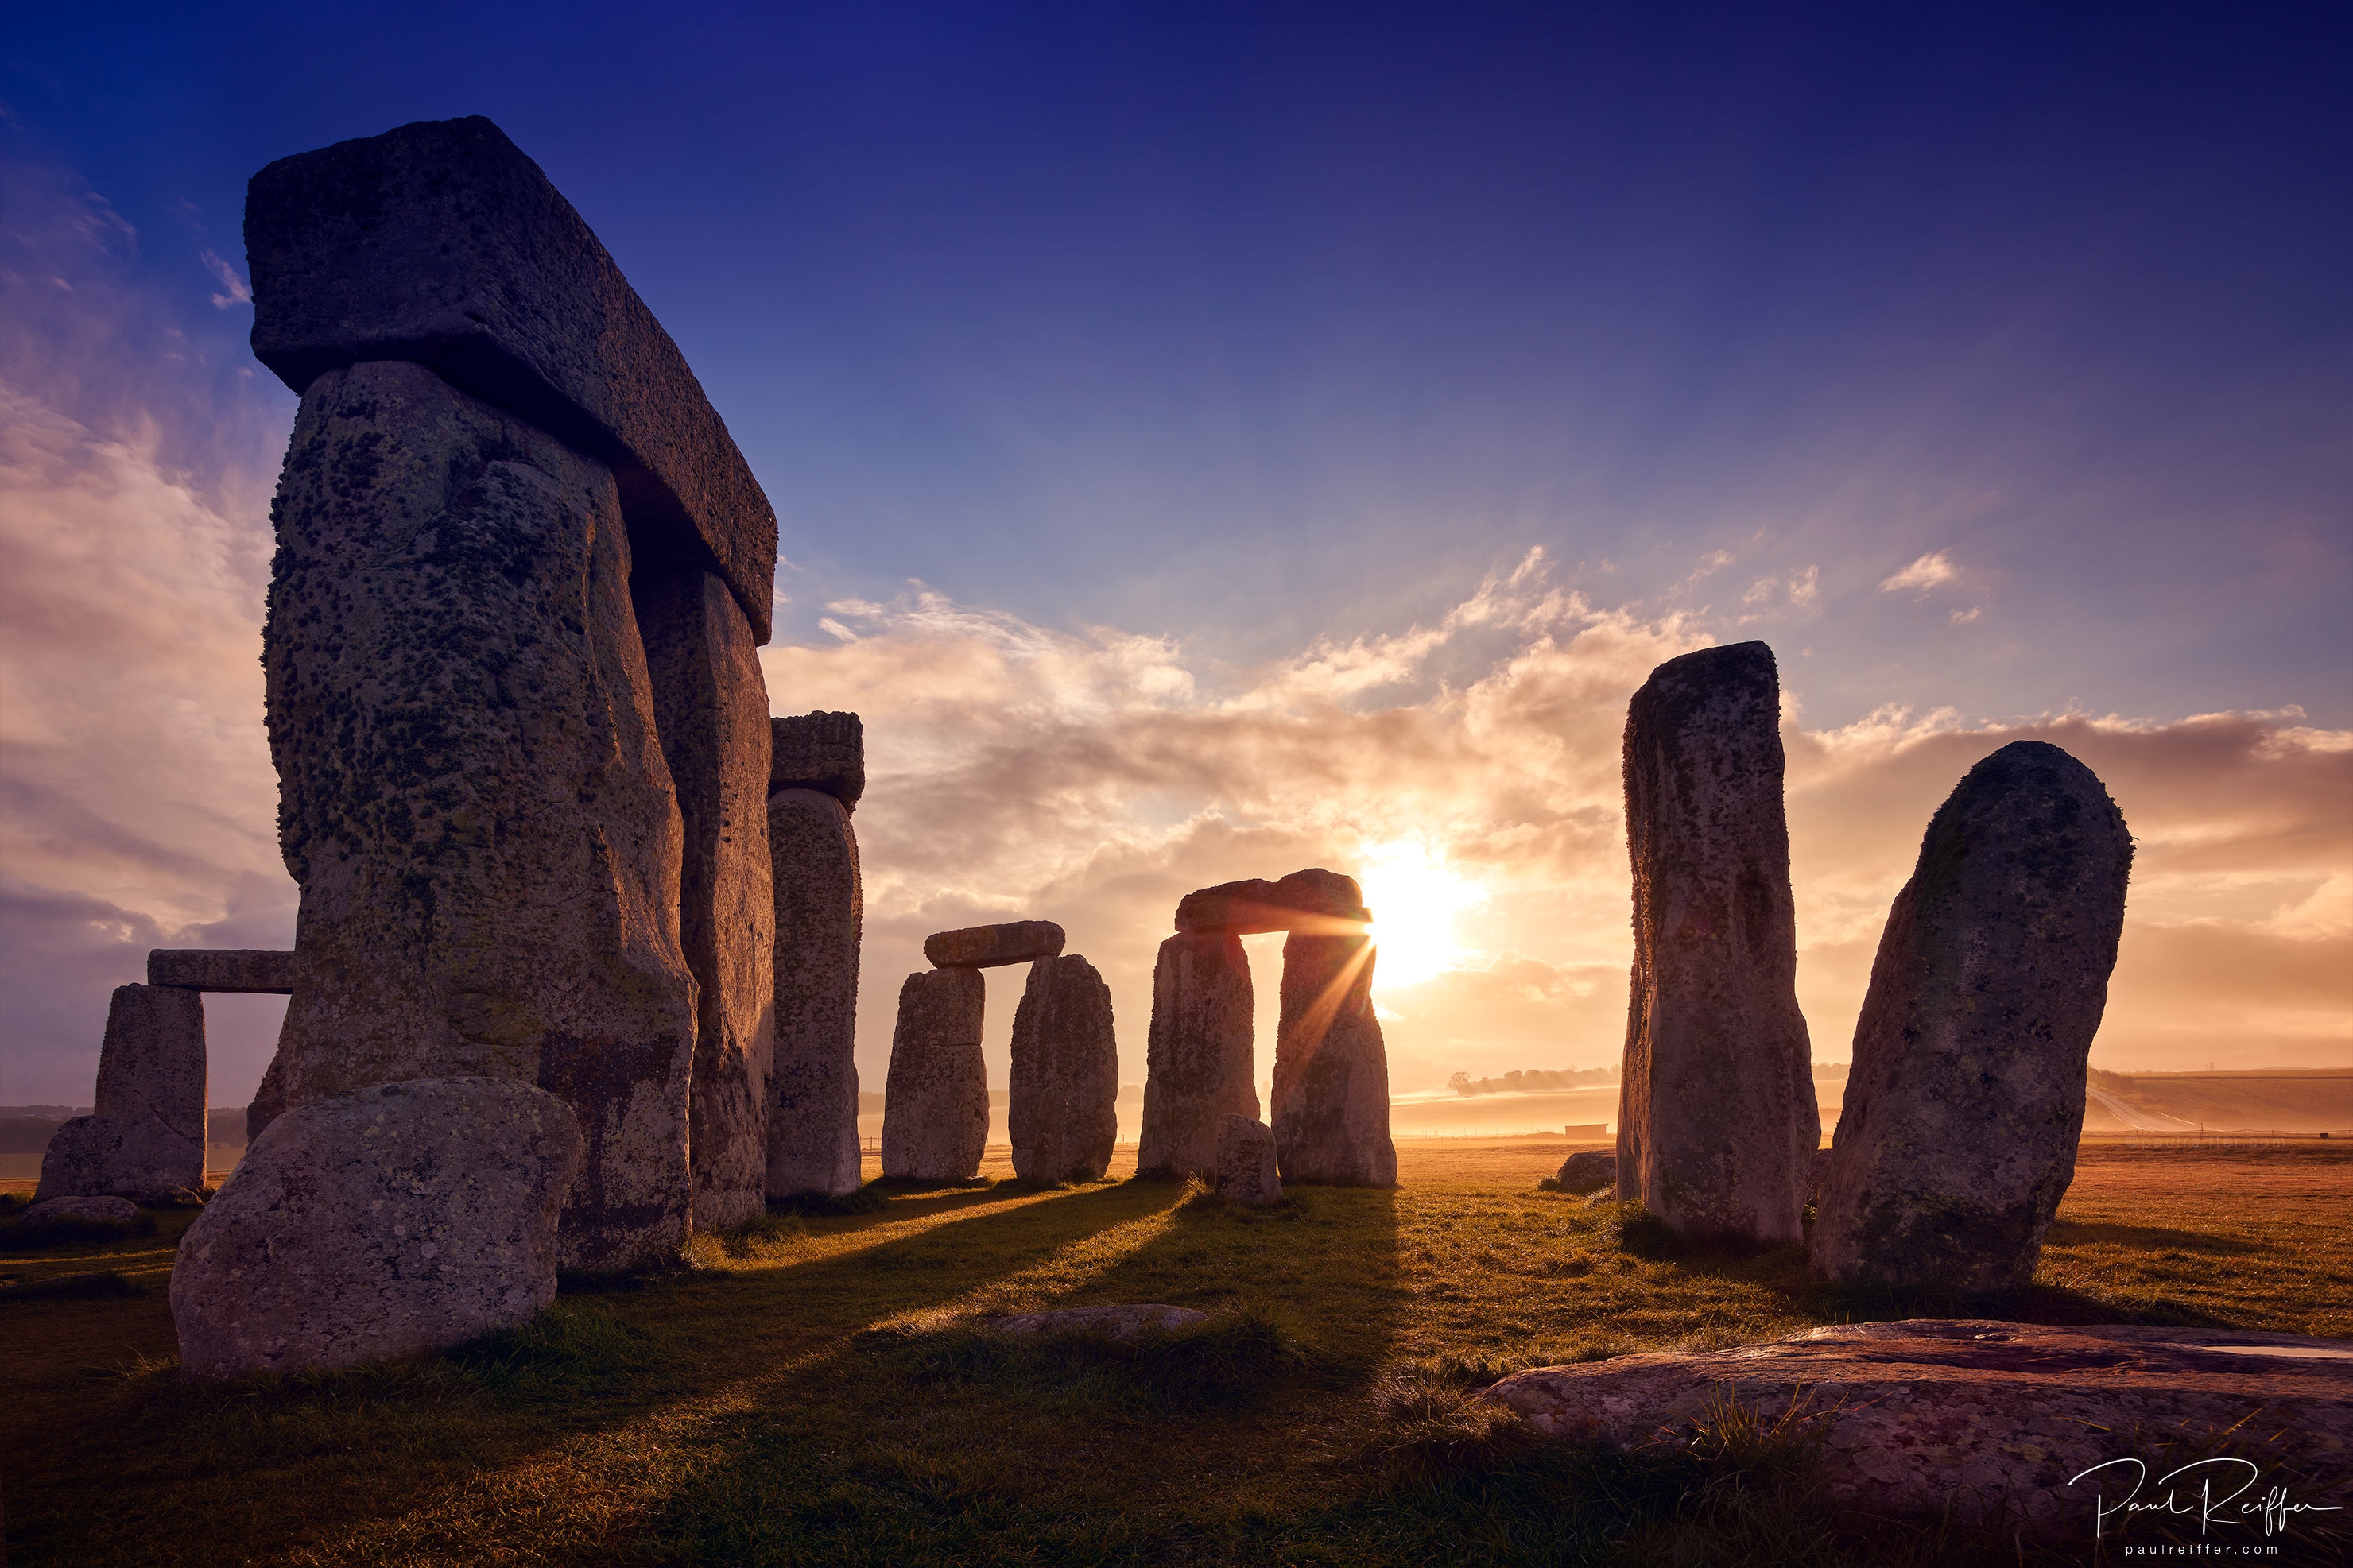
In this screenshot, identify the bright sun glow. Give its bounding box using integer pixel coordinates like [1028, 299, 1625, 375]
[1357, 842, 1488, 990]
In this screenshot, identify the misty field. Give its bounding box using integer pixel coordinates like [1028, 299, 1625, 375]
[4, 1140, 2349, 1566]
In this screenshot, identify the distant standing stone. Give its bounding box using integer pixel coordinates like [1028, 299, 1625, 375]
[1008, 955, 1120, 1183]
[1137, 935, 1259, 1179]
[170, 1078, 583, 1380]
[35, 984, 207, 1203]
[882, 969, 989, 1182]
[1270, 877, 1397, 1187]
[923, 921, 1065, 970]
[767, 788, 864, 1199]
[1552, 1152, 1617, 1193]
[1809, 741, 2132, 1294]
[1215, 1115, 1283, 1205]
[1615, 641, 1817, 1244]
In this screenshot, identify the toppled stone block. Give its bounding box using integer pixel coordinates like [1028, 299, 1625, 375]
[1008, 955, 1118, 1183]
[923, 921, 1065, 970]
[767, 788, 863, 1199]
[985, 1304, 1208, 1342]
[35, 984, 206, 1202]
[882, 968, 988, 1182]
[1550, 1151, 1616, 1193]
[769, 711, 864, 811]
[1617, 641, 1816, 1244]
[146, 949, 296, 993]
[20, 1195, 139, 1225]
[170, 1078, 583, 1380]
[1810, 741, 2133, 1294]
[1270, 931, 1397, 1187]
[1215, 1115, 1283, 1206]
[1138, 934, 1258, 1179]
[246, 116, 777, 638]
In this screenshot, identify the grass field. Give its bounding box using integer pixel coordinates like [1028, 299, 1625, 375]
[4, 1140, 2349, 1566]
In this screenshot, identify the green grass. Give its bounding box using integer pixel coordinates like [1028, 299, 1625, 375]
[2, 1141, 2347, 1566]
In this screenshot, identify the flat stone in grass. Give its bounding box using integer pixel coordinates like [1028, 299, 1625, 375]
[21, 1195, 139, 1225]
[1483, 1319, 2353, 1533]
[987, 1304, 1208, 1342]
[36, 984, 206, 1203]
[922, 921, 1065, 970]
[1008, 955, 1119, 1183]
[1138, 934, 1259, 1179]
[1810, 741, 2132, 1293]
[1214, 1115, 1282, 1206]
[170, 1078, 583, 1380]
[881, 968, 988, 1182]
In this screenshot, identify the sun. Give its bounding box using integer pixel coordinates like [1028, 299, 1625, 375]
[1356, 842, 1487, 989]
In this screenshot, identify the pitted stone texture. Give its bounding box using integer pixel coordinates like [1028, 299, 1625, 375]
[767, 788, 864, 1198]
[256, 360, 696, 1273]
[770, 711, 864, 811]
[1615, 641, 1816, 1244]
[36, 984, 206, 1202]
[1137, 935, 1258, 1179]
[1485, 1321, 2353, 1532]
[170, 1078, 583, 1380]
[923, 921, 1064, 970]
[1810, 741, 2133, 1294]
[1009, 955, 1118, 1183]
[1552, 1152, 1616, 1193]
[634, 566, 775, 1233]
[986, 1304, 1208, 1342]
[1271, 931, 1397, 1187]
[1214, 1116, 1283, 1205]
[147, 949, 296, 993]
[882, 969, 988, 1182]
[246, 116, 777, 638]
[21, 1195, 140, 1225]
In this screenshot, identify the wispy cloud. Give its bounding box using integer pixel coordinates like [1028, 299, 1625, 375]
[1879, 550, 1961, 594]
[199, 248, 250, 308]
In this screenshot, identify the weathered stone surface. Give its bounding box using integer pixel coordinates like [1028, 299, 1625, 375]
[1269, 867, 1372, 925]
[882, 969, 987, 1182]
[1271, 930, 1397, 1186]
[770, 711, 863, 811]
[254, 359, 696, 1272]
[20, 1194, 138, 1225]
[1485, 1321, 2353, 1533]
[1552, 1152, 1617, 1193]
[986, 1304, 1208, 1341]
[1810, 741, 2133, 1293]
[1214, 1115, 1283, 1205]
[634, 566, 775, 1232]
[171, 1078, 583, 1380]
[1173, 872, 1371, 935]
[1008, 956, 1118, 1183]
[246, 117, 777, 639]
[767, 788, 863, 1198]
[146, 949, 296, 993]
[1615, 641, 1816, 1243]
[1808, 1146, 1831, 1204]
[35, 985, 206, 1202]
[923, 921, 1064, 970]
[1137, 935, 1258, 1179]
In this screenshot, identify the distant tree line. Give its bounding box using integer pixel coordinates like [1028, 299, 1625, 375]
[1446, 1068, 1616, 1097]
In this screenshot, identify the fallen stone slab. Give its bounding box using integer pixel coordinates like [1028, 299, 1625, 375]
[985, 1304, 1209, 1342]
[770, 711, 864, 811]
[1008, 955, 1119, 1183]
[1138, 934, 1259, 1179]
[923, 921, 1065, 970]
[246, 116, 777, 638]
[19, 1195, 139, 1225]
[36, 984, 206, 1202]
[882, 968, 988, 1182]
[146, 949, 296, 993]
[1550, 1151, 1616, 1193]
[171, 1078, 583, 1380]
[1483, 1320, 2353, 1534]
[1215, 1115, 1283, 1206]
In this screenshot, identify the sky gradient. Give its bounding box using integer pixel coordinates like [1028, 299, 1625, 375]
[2, 4, 2347, 1109]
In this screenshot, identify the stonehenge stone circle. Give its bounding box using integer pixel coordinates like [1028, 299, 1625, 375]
[171, 1078, 583, 1380]
[767, 782, 864, 1200]
[1615, 641, 1817, 1244]
[1137, 934, 1259, 1179]
[882, 967, 989, 1182]
[923, 921, 1065, 970]
[36, 984, 207, 1202]
[1809, 741, 2132, 1293]
[635, 567, 776, 1232]
[771, 709, 865, 809]
[1008, 955, 1119, 1183]
[1215, 1115, 1283, 1206]
[1270, 871, 1397, 1186]
[147, 949, 295, 993]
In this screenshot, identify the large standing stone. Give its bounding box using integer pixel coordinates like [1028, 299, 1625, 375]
[1008, 955, 1118, 1183]
[634, 567, 775, 1232]
[882, 969, 988, 1182]
[1136, 935, 1258, 1179]
[253, 359, 698, 1273]
[1215, 1115, 1283, 1206]
[923, 921, 1064, 969]
[1809, 741, 2133, 1293]
[1270, 871, 1397, 1187]
[771, 710, 864, 809]
[1615, 641, 1816, 1243]
[246, 116, 777, 640]
[170, 1078, 583, 1380]
[35, 984, 206, 1202]
[767, 786, 863, 1198]
[146, 949, 296, 993]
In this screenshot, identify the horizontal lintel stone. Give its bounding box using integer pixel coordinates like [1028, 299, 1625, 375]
[923, 921, 1065, 970]
[147, 950, 297, 994]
